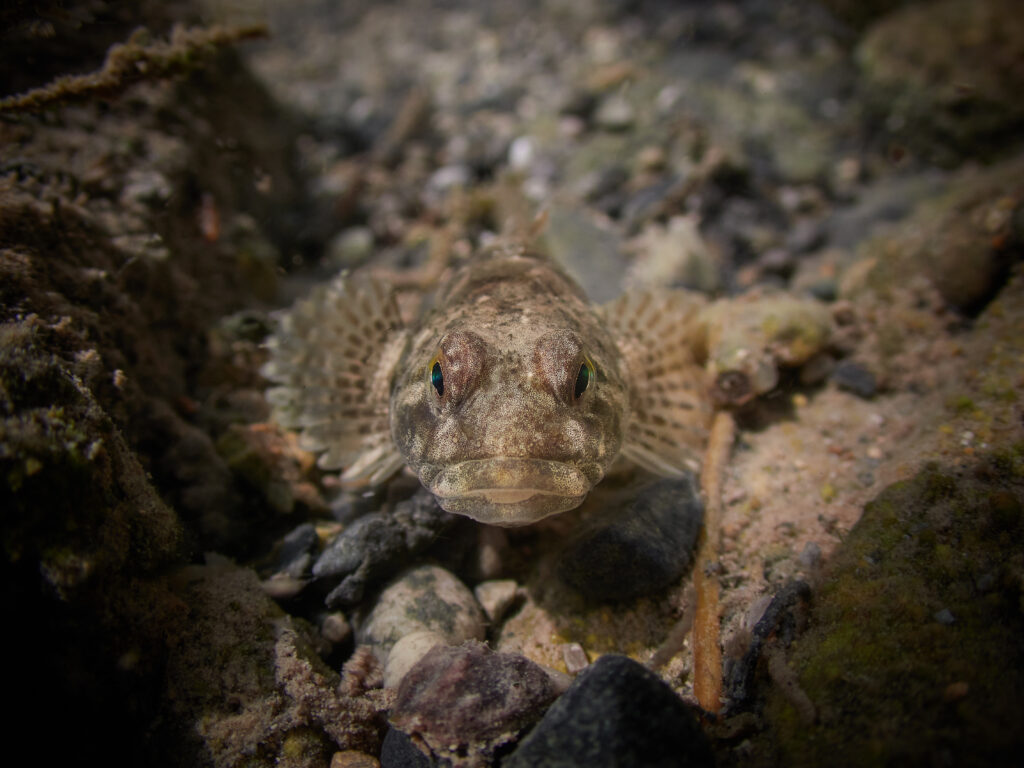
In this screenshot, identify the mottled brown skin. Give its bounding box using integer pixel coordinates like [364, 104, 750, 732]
[390, 243, 630, 525]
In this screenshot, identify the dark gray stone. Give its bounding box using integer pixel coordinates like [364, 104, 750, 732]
[558, 476, 703, 601]
[312, 489, 456, 607]
[805, 277, 838, 302]
[277, 522, 318, 578]
[381, 727, 434, 768]
[724, 580, 812, 712]
[832, 359, 878, 399]
[503, 654, 713, 768]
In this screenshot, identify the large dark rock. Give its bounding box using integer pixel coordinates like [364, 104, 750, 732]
[504, 654, 713, 768]
[558, 476, 703, 601]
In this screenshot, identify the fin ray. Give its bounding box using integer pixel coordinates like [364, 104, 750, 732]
[601, 289, 712, 475]
[262, 273, 407, 486]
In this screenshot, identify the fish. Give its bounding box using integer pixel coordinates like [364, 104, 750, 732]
[262, 240, 711, 526]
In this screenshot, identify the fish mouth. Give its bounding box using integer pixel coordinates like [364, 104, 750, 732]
[424, 458, 598, 526]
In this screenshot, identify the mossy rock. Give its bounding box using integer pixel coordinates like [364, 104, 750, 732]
[856, 0, 1024, 165]
[765, 455, 1024, 766]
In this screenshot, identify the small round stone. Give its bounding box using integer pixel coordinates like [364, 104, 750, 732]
[321, 612, 352, 645]
[832, 360, 878, 399]
[561, 642, 590, 675]
[593, 94, 635, 131]
[474, 579, 520, 623]
[357, 565, 485, 651]
[383, 630, 446, 689]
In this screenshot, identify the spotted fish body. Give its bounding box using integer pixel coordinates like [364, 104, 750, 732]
[264, 242, 711, 526]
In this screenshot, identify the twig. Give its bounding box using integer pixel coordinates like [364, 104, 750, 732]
[0, 23, 268, 114]
[649, 584, 696, 670]
[692, 409, 735, 713]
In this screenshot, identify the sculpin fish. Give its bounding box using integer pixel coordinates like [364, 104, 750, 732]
[263, 241, 711, 526]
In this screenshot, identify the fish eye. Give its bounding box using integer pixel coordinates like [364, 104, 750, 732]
[430, 359, 444, 397]
[574, 357, 595, 400]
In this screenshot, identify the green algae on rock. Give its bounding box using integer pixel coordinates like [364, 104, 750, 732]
[844, 153, 1024, 315]
[153, 557, 388, 766]
[762, 457, 1024, 767]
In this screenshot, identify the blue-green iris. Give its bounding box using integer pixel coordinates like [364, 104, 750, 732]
[431, 361, 444, 397]
[574, 362, 591, 399]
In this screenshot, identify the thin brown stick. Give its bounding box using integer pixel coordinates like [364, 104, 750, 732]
[649, 584, 696, 670]
[692, 409, 735, 713]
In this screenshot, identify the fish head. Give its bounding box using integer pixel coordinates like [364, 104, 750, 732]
[391, 322, 629, 526]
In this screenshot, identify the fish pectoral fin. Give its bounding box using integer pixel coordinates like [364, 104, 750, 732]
[601, 288, 713, 476]
[262, 272, 407, 486]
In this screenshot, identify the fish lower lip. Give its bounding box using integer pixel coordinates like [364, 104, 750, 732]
[428, 458, 591, 501]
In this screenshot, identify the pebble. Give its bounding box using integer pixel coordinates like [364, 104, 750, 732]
[380, 728, 431, 768]
[784, 217, 826, 254]
[390, 641, 559, 765]
[593, 93, 635, 131]
[621, 176, 679, 231]
[628, 215, 721, 294]
[635, 145, 667, 172]
[758, 247, 796, 276]
[541, 206, 629, 302]
[312, 489, 456, 607]
[934, 608, 955, 625]
[326, 226, 375, 269]
[797, 541, 821, 568]
[383, 630, 447, 689]
[574, 164, 629, 202]
[331, 750, 381, 768]
[260, 574, 306, 600]
[558, 476, 703, 601]
[508, 136, 536, 170]
[313, 512, 404, 606]
[804, 277, 838, 302]
[426, 164, 471, 193]
[503, 654, 713, 768]
[474, 525, 509, 581]
[358, 565, 485, 652]
[473, 579, 520, 624]
[798, 352, 835, 386]
[561, 643, 590, 675]
[831, 360, 878, 399]
[321, 612, 352, 645]
[276, 522, 318, 579]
